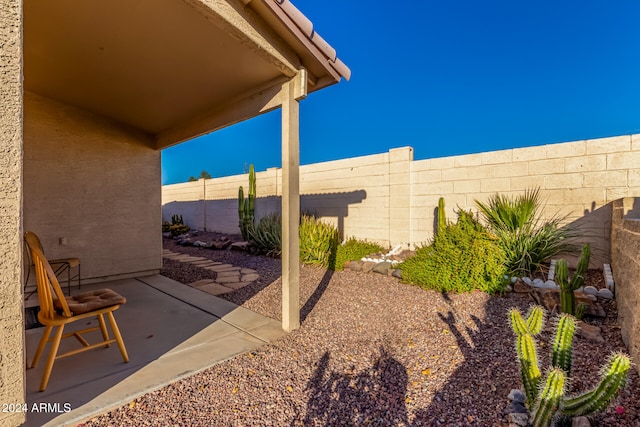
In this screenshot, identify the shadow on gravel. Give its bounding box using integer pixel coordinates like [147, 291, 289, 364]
[299, 346, 408, 426]
[412, 295, 527, 425]
[300, 269, 334, 322]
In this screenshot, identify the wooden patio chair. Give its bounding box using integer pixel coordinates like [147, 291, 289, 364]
[23, 231, 81, 297]
[25, 232, 129, 392]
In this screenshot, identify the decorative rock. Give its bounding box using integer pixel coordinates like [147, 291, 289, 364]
[505, 285, 513, 292]
[583, 286, 598, 296]
[603, 263, 615, 292]
[361, 261, 377, 273]
[508, 389, 526, 404]
[578, 293, 597, 302]
[350, 262, 363, 272]
[598, 288, 614, 299]
[162, 232, 172, 238]
[522, 277, 533, 286]
[529, 289, 606, 318]
[533, 280, 558, 289]
[572, 416, 591, 427]
[391, 269, 403, 279]
[576, 321, 604, 343]
[193, 240, 208, 247]
[514, 280, 532, 293]
[210, 239, 232, 250]
[511, 276, 518, 284]
[230, 241, 249, 251]
[532, 278, 544, 287]
[548, 259, 557, 280]
[507, 412, 529, 427]
[503, 401, 528, 415]
[372, 261, 393, 275]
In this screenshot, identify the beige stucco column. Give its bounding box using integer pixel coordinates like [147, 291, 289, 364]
[280, 72, 306, 332]
[0, 1, 26, 426]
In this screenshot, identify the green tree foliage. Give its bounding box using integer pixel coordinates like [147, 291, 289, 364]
[188, 170, 212, 181]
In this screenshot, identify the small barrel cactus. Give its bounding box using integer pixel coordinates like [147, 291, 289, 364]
[509, 305, 630, 427]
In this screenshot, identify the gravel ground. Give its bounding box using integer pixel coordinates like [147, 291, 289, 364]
[85, 234, 639, 426]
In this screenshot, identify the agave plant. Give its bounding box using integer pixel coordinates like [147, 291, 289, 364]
[248, 212, 282, 257]
[476, 188, 580, 276]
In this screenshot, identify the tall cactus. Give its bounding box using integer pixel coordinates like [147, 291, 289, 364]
[437, 197, 447, 234]
[557, 243, 591, 315]
[238, 164, 256, 240]
[510, 306, 544, 406]
[509, 305, 630, 427]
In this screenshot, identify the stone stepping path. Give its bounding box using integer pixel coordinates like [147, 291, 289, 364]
[162, 249, 259, 296]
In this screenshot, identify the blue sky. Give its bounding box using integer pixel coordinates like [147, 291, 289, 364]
[161, 1, 640, 184]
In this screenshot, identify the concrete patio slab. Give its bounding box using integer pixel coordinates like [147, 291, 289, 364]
[23, 274, 286, 427]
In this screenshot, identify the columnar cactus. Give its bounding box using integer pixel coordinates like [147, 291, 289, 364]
[510, 306, 544, 406]
[557, 243, 590, 315]
[509, 305, 630, 427]
[437, 197, 446, 234]
[238, 164, 256, 240]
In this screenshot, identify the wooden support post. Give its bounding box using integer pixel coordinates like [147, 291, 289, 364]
[281, 77, 301, 332]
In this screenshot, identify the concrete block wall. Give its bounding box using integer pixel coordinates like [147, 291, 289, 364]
[163, 152, 390, 241]
[410, 134, 640, 264]
[611, 198, 640, 372]
[24, 92, 162, 284]
[163, 134, 640, 260]
[0, 1, 26, 425]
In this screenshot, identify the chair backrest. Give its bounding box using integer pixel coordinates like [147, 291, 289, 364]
[24, 232, 72, 319]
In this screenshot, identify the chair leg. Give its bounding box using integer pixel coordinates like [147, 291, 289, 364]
[106, 311, 129, 363]
[30, 325, 53, 369]
[97, 314, 111, 347]
[40, 325, 64, 392]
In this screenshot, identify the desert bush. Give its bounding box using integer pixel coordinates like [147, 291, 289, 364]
[248, 212, 282, 257]
[163, 214, 189, 235]
[334, 237, 385, 271]
[399, 210, 507, 293]
[299, 215, 339, 268]
[476, 188, 580, 276]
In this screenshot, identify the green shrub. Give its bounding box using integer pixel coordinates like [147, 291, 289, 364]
[399, 210, 507, 293]
[475, 188, 580, 276]
[168, 224, 190, 236]
[299, 215, 339, 268]
[334, 237, 385, 271]
[248, 212, 282, 257]
[163, 214, 190, 235]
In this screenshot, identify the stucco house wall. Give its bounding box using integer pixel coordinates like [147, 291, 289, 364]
[0, 1, 25, 425]
[24, 92, 162, 286]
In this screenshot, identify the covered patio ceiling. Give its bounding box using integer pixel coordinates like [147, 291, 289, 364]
[23, 0, 350, 149]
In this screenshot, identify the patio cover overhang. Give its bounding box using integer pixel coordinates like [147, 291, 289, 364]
[24, 0, 350, 331]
